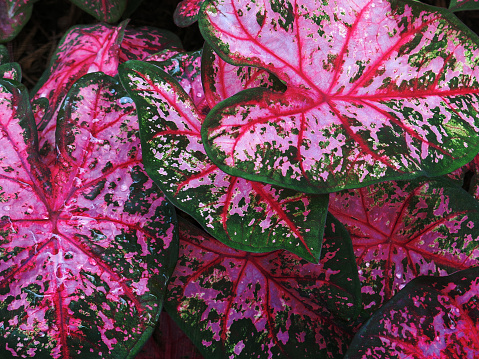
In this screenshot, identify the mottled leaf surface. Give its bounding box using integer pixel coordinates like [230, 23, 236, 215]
[120, 27, 183, 63]
[0, 74, 177, 358]
[31, 22, 127, 128]
[174, 0, 205, 27]
[0, 62, 21, 81]
[69, 0, 127, 23]
[202, 43, 286, 110]
[449, 0, 479, 11]
[345, 267, 479, 358]
[165, 216, 359, 359]
[0, 0, 37, 42]
[200, 0, 479, 193]
[119, 59, 328, 262]
[329, 178, 479, 320]
[150, 50, 209, 113]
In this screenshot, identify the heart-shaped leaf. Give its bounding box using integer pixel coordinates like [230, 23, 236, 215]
[119, 59, 329, 262]
[345, 267, 479, 358]
[200, 0, 479, 193]
[202, 43, 286, 110]
[329, 178, 479, 320]
[165, 215, 360, 359]
[31, 22, 128, 128]
[0, 73, 177, 358]
[174, 0, 205, 27]
[69, 0, 127, 23]
[0, 0, 37, 43]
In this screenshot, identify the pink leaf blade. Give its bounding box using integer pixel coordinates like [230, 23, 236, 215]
[329, 177, 479, 322]
[119, 59, 329, 263]
[120, 27, 183, 63]
[0, 73, 178, 358]
[31, 22, 127, 128]
[201, 43, 286, 109]
[165, 217, 358, 359]
[199, 0, 479, 193]
[68, 0, 127, 23]
[174, 0, 206, 27]
[345, 267, 479, 358]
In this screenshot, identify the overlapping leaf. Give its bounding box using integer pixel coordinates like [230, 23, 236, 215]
[200, 0, 479, 193]
[0, 73, 177, 358]
[31, 22, 127, 128]
[174, 0, 205, 27]
[345, 267, 479, 358]
[165, 216, 360, 359]
[202, 43, 286, 109]
[0, 0, 37, 42]
[69, 0, 127, 23]
[119, 59, 329, 262]
[329, 178, 479, 320]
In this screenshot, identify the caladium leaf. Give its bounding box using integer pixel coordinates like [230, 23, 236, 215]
[174, 0, 205, 27]
[0, 73, 178, 358]
[200, 0, 479, 194]
[329, 177, 479, 321]
[0, 0, 37, 43]
[31, 22, 127, 128]
[345, 267, 479, 358]
[447, 154, 479, 200]
[0, 62, 21, 81]
[165, 216, 360, 359]
[69, 0, 127, 23]
[449, 0, 479, 11]
[150, 49, 209, 113]
[202, 43, 286, 110]
[120, 27, 183, 63]
[119, 59, 329, 262]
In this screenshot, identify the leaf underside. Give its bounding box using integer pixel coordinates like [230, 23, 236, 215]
[199, 0, 479, 193]
[166, 216, 359, 359]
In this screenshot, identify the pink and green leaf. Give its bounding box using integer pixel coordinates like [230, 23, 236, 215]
[120, 27, 183, 63]
[68, 0, 127, 23]
[31, 22, 127, 128]
[165, 216, 360, 359]
[0, 74, 177, 358]
[0, 62, 21, 81]
[447, 154, 479, 200]
[174, 0, 205, 27]
[329, 178, 479, 320]
[0, 0, 37, 43]
[199, 0, 479, 193]
[345, 267, 479, 358]
[119, 59, 329, 262]
[201, 43, 286, 109]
